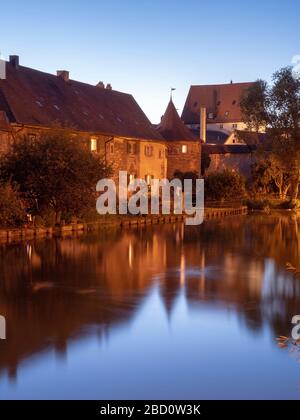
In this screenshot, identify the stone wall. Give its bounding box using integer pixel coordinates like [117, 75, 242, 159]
[167, 141, 201, 179]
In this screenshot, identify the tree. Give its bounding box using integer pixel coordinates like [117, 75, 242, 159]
[0, 127, 110, 223]
[0, 182, 27, 227]
[205, 170, 246, 202]
[173, 170, 199, 192]
[251, 157, 291, 199]
[240, 67, 300, 204]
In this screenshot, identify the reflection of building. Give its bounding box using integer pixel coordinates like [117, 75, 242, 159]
[0, 56, 167, 183]
[1, 215, 300, 378]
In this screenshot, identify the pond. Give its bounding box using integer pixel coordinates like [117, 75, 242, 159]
[0, 213, 300, 400]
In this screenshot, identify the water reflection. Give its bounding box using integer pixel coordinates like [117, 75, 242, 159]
[1, 213, 300, 399]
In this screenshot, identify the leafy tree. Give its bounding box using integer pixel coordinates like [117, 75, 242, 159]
[205, 170, 246, 201]
[251, 157, 291, 199]
[0, 127, 110, 223]
[173, 170, 199, 192]
[0, 182, 27, 227]
[240, 67, 300, 204]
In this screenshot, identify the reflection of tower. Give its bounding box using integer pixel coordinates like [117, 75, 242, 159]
[160, 272, 181, 319]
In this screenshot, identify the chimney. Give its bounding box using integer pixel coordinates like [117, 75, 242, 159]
[96, 81, 105, 89]
[200, 107, 207, 143]
[106, 83, 112, 90]
[9, 55, 19, 69]
[57, 70, 70, 82]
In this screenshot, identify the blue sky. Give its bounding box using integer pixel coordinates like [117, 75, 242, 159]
[0, 0, 299, 122]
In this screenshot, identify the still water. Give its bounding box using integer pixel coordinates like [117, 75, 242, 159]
[0, 214, 300, 400]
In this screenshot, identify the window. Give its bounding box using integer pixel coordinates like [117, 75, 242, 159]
[232, 124, 238, 129]
[208, 113, 214, 120]
[145, 174, 153, 185]
[220, 124, 224, 129]
[91, 138, 97, 152]
[182, 145, 188, 154]
[224, 111, 229, 118]
[127, 142, 136, 155]
[129, 174, 135, 184]
[144, 145, 153, 157]
[110, 143, 114, 154]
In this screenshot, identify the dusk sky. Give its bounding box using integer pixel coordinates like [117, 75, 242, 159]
[1, 0, 299, 123]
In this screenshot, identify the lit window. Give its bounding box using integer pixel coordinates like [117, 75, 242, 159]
[208, 113, 214, 119]
[225, 111, 229, 118]
[182, 145, 188, 154]
[91, 138, 97, 152]
[129, 174, 135, 184]
[146, 174, 152, 185]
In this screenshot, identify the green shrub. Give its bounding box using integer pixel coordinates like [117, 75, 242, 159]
[205, 170, 246, 201]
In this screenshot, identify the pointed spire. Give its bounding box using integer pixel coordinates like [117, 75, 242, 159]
[157, 99, 197, 142]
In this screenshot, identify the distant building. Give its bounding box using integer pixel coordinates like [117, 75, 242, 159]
[181, 82, 255, 144]
[157, 99, 201, 179]
[0, 56, 167, 184]
[203, 132, 269, 179]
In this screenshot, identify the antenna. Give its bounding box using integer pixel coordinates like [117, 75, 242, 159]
[170, 87, 176, 101]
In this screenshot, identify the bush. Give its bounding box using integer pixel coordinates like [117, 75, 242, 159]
[0, 183, 27, 227]
[278, 200, 299, 210]
[244, 199, 271, 211]
[205, 170, 246, 201]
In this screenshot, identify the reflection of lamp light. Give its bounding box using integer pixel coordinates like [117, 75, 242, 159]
[27, 244, 32, 260]
[200, 249, 206, 295]
[129, 243, 133, 268]
[180, 253, 186, 288]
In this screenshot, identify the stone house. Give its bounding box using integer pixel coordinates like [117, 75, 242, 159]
[0, 56, 167, 185]
[157, 99, 201, 179]
[202, 144, 257, 179]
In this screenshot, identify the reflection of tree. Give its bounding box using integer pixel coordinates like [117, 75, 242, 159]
[277, 336, 300, 364]
[1, 213, 300, 379]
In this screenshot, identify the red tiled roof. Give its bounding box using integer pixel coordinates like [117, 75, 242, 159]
[157, 100, 198, 142]
[0, 110, 11, 131]
[182, 82, 255, 125]
[0, 61, 163, 141]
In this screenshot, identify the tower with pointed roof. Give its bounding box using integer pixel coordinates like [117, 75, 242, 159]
[157, 99, 202, 179]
